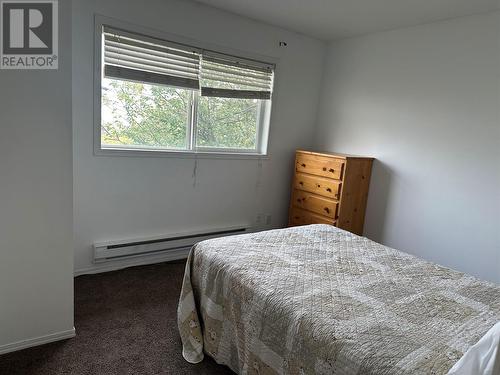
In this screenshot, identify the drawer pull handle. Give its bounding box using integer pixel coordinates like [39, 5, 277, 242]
[329, 168, 335, 173]
[299, 181, 304, 185]
[326, 188, 332, 192]
[324, 207, 330, 214]
[301, 163, 306, 167]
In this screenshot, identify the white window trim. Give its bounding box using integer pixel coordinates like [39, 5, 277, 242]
[93, 15, 278, 159]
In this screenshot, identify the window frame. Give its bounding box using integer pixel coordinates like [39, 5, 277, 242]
[93, 15, 276, 159]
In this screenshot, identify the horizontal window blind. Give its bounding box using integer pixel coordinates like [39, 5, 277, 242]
[200, 53, 274, 100]
[102, 26, 275, 98]
[103, 27, 200, 90]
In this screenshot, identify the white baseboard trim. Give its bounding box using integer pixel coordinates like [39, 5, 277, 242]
[0, 328, 76, 355]
[74, 248, 190, 277]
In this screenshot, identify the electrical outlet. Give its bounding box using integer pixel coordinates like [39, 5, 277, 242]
[255, 213, 263, 225]
[264, 214, 272, 225]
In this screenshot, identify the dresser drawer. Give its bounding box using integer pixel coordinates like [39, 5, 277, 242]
[294, 173, 342, 200]
[296, 153, 344, 180]
[292, 189, 339, 219]
[290, 207, 336, 226]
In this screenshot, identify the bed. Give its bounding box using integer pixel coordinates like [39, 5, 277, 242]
[178, 224, 500, 374]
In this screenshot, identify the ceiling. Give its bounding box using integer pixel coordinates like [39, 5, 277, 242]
[194, 0, 500, 41]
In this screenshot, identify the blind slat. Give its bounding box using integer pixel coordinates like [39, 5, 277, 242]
[203, 54, 273, 73]
[105, 41, 199, 66]
[103, 30, 200, 58]
[201, 87, 271, 100]
[202, 62, 272, 82]
[105, 51, 199, 78]
[104, 35, 198, 63]
[105, 59, 197, 82]
[201, 74, 271, 90]
[104, 65, 199, 90]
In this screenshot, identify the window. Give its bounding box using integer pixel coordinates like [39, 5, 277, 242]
[97, 26, 274, 156]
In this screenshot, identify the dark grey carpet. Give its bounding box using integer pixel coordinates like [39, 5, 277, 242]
[0, 261, 234, 375]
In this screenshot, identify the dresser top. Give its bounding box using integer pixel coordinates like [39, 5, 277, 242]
[296, 149, 375, 160]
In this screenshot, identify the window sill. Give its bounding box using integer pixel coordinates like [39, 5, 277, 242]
[94, 147, 269, 160]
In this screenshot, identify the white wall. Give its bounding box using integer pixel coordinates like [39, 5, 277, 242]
[0, 1, 74, 351]
[316, 12, 500, 283]
[72, 0, 325, 273]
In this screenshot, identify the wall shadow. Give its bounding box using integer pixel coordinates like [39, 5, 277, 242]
[363, 159, 393, 244]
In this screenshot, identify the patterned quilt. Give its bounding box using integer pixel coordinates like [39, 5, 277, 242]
[178, 225, 500, 374]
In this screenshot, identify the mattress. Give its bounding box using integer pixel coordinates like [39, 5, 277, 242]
[178, 224, 500, 374]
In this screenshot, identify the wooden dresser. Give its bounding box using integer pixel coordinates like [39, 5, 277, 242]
[288, 150, 374, 235]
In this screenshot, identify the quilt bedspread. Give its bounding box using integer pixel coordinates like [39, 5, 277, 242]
[178, 225, 500, 374]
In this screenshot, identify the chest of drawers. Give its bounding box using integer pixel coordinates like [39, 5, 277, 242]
[288, 150, 373, 235]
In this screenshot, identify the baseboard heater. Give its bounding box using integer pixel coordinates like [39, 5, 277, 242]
[93, 225, 249, 263]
